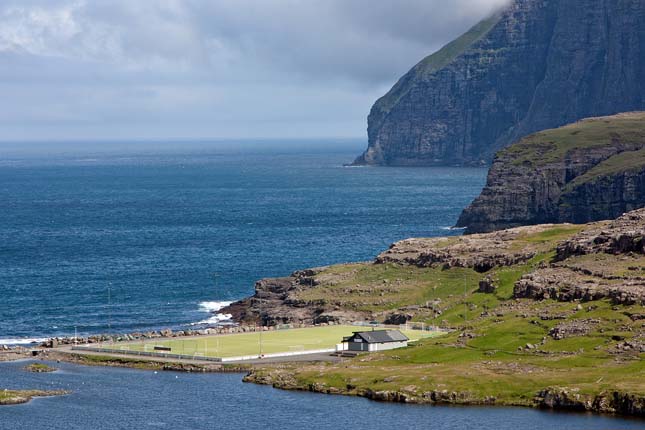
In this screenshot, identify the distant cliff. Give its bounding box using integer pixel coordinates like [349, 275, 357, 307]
[456, 112, 645, 233]
[353, 0, 645, 166]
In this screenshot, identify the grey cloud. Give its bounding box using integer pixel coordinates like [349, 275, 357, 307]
[0, 0, 510, 141]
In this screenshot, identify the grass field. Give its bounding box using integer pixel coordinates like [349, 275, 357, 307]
[106, 326, 439, 358]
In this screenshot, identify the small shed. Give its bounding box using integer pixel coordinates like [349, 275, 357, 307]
[341, 330, 409, 352]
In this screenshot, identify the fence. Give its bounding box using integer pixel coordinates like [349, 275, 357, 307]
[71, 345, 335, 363]
[351, 321, 448, 333]
[71, 346, 225, 362]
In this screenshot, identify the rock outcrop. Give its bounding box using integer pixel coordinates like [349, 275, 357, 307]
[513, 267, 645, 305]
[353, 0, 645, 166]
[555, 209, 645, 260]
[375, 224, 557, 272]
[457, 113, 645, 233]
[535, 388, 645, 416]
[221, 268, 366, 326]
[513, 210, 645, 305]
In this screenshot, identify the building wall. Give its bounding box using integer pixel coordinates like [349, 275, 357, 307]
[368, 341, 408, 352]
[347, 341, 408, 352]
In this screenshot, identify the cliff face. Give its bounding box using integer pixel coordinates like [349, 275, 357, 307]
[354, 0, 645, 166]
[456, 112, 645, 233]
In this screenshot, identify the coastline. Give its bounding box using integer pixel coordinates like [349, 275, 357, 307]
[3, 339, 644, 418]
[243, 367, 645, 417]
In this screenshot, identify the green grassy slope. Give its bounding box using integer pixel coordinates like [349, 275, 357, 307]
[504, 112, 645, 168]
[247, 222, 645, 411]
[297, 225, 584, 324]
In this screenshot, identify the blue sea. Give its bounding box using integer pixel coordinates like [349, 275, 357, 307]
[0, 140, 486, 342]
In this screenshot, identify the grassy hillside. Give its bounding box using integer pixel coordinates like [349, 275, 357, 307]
[296, 225, 584, 325]
[245, 215, 645, 414]
[504, 112, 645, 168]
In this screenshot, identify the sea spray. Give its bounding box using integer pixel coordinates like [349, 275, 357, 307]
[191, 301, 234, 326]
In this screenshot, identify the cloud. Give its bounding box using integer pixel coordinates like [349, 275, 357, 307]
[0, 0, 511, 141]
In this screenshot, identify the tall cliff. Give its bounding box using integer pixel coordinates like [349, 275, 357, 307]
[456, 112, 645, 233]
[353, 0, 645, 166]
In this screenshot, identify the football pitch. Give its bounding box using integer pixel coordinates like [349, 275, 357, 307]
[108, 325, 440, 359]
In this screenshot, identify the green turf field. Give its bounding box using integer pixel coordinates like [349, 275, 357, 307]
[110, 325, 440, 358]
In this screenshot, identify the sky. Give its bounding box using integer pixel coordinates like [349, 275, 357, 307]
[0, 0, 510, 142]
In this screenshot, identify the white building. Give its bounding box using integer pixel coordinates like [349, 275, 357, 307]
[340, 330, 409, 352]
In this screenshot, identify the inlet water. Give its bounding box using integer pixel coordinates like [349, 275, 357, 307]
[0, 360, 643, 430]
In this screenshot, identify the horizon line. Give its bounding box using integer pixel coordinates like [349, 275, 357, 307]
[0, 136, 367, 144]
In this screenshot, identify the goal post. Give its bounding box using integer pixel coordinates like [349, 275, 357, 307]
[404, 322, 427, 331]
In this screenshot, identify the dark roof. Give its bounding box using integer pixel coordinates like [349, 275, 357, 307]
[349, 330, 409, 344]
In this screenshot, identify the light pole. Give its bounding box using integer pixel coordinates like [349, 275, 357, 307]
[108, 282, 112, 345]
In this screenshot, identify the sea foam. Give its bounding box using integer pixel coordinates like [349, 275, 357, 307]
[191, 301, 234, 326]
[440, 226, 467, 231]
[198, 301, 232, 313]
[0, 337, 49, 346]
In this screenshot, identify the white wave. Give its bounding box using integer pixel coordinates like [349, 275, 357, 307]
[191, 313, 234, 326]
[198, 301, 232, 313]
[0, 337, 49, 346]
[190, 301, 235, 326]
[441, 226, 467, 231]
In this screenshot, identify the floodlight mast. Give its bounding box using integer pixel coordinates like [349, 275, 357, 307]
[259, 303, 264, 358]
[108, 282, 112, 344]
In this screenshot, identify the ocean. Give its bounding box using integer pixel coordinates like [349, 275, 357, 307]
[0, 140, 486, 342]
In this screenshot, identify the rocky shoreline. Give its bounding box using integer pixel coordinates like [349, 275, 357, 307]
[244, 368, 645, 416]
